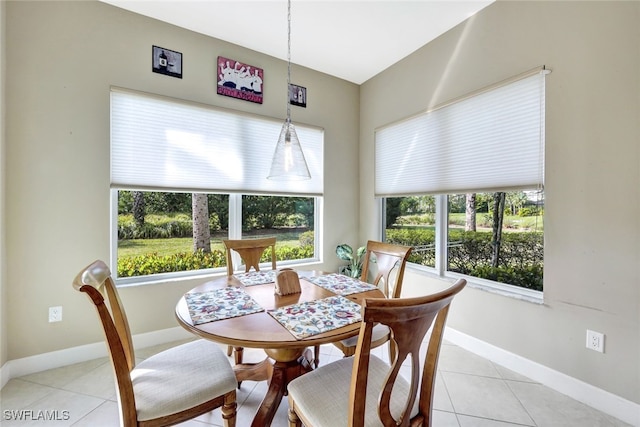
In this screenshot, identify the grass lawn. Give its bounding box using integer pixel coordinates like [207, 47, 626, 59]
[443, 213, 543, 231]
[118, 231, 305, 258]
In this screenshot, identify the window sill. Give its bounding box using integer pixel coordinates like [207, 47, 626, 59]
[114, 258, 323, 288]
[115, 268, 225, 288]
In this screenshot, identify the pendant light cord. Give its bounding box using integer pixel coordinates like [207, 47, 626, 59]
[286, 0, 292, 125]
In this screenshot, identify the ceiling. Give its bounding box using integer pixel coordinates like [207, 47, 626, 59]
[100, 0, 494, 85]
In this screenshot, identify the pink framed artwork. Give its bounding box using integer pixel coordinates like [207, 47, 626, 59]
[217, 56, 264, 104]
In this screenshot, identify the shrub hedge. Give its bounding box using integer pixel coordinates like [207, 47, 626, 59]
[117, 244, 315, 278]
[117, 217, 542, 291]
[118, 250, 226, 277]
[118, 214, 194, 239]
[387, 228, 543, 291]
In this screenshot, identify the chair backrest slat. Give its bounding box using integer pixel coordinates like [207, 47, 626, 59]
[348, 278, 466, 427]
[72, 260, 138, 425]
[223, 237, 277, 276]
[360, 240, 412, 298]
[103, 276, 135, 370]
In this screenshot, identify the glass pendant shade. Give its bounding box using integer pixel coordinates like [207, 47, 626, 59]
[268, 119, 311, 180]
[267, 0, 311, 181]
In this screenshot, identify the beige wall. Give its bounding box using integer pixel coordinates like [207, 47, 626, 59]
[1, 0, 7, 368]
[360, 1, 639, 404]
[4, 1, 359, 359]
[5, 0, 639, 410]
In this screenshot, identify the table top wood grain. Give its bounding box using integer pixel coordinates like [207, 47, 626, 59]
[175, 270, 385, 349]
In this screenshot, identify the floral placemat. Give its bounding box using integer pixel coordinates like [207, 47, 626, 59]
[305, 273, 377, 296]
[233, 270, 276, 286]
[268, 295, 362, 340]
[185, 287, 264, 325]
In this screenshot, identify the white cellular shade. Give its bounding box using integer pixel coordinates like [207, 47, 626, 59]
[375, 71, 546, 197]
[111, 89, 324, 196]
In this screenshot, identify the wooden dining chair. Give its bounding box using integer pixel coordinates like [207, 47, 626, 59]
[223, 237, 277, 365]
[287, 278, 467, 427]
[333, 240, 413, 362]
[223, 237, 277, 277]
[73, 260, 238, 427]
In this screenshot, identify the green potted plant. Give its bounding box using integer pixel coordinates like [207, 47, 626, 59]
[336, 243, 366, 278]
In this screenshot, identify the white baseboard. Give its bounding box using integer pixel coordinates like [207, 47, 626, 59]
[3, 326, 638, 426]
[0, 326, 192, 389]
[445, 327, 640, 427]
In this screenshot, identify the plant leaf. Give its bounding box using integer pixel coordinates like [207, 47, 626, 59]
[356, 246, 367, 258]
[336, 244, 354, 261]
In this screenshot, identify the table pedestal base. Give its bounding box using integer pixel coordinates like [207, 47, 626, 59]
[234, 356, 274, 384]
[237, 347, 313, 427]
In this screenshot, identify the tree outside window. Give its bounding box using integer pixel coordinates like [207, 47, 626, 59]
[385, 190, 543, 291]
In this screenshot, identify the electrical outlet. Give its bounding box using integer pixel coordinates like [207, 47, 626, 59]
[586, 329, 604, 353]
[49, 306, 62, 323]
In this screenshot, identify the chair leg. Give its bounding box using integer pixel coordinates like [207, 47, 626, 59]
[233, 346, 244, 365]
[227, 345, 233, 357]
[313, 345, 320, 368]
[342, 345, 356, 358]
[232, 346, 246, 388]
[221, 391, 237, 427]
[288, 406, 302, 427]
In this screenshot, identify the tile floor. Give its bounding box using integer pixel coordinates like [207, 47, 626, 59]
[0, 339, 630, 427]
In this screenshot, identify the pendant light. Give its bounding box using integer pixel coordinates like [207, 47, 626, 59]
[267, 0, 311, 181]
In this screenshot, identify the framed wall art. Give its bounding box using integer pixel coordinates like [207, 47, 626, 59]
[217, 56, 263, 104]
[152, 46, 182, 78]
[289, 84, 307, 108]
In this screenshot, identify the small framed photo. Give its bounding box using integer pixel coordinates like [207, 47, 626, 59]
[152, 46, 182, 79]
[217, 56, 264, 104]
[289, 84, 307, 108]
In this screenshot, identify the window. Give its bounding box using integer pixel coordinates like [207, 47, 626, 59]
[111, 89, 323, 283]
[377, 68, 547, 295]
[115, 191, 316, 281]
[385, 191, 543, 292]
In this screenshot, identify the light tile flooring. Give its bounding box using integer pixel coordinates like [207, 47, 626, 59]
[1, 339, 630, 427]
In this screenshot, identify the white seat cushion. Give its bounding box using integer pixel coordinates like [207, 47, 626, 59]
[339, 323, 389, 348]
[287, 355, 417, 427]
[131, 339, 237, 421]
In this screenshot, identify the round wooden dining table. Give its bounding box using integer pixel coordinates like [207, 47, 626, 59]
[175, 270, 384, 427]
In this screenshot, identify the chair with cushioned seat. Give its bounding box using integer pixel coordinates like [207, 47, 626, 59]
[287, 278, 467, 427]
[222, 237, 277, 278]
[333, 240, 412, 363]
[73, 260, 237, 427]
[223, 237, 277, 365]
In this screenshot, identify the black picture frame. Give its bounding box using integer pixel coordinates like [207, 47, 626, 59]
[152, 46, 182, 79]
[289, 84, 307, 108]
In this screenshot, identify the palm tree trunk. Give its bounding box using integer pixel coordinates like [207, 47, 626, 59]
[491, 192, 506, 268]
[465, 193, 476, 232]
[192, 193, 211, 253]
[133, 191, 145, 227]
